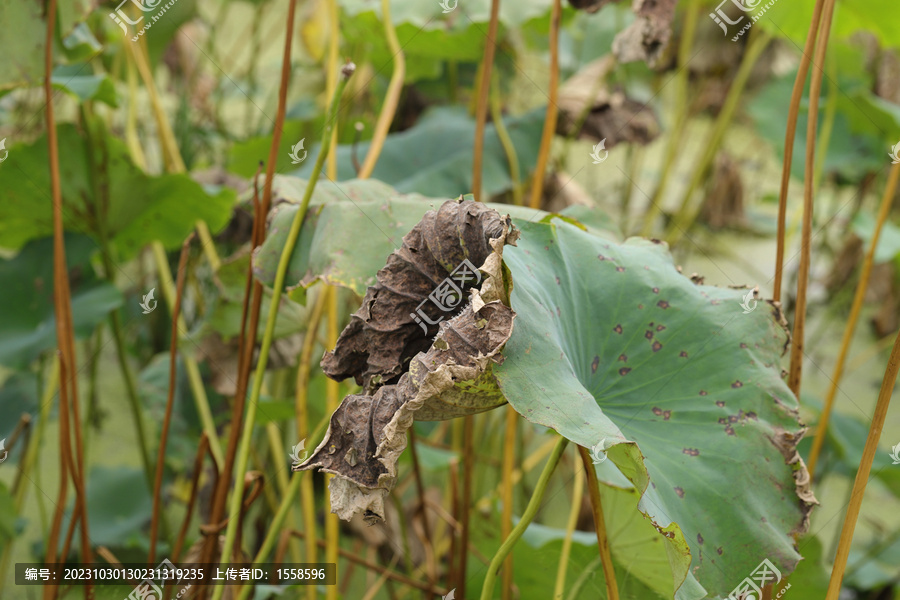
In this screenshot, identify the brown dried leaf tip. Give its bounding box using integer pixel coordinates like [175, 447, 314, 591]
[296, 199, 518, 523]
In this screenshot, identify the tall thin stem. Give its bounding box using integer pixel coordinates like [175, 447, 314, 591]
[825, 325, 900, 598]
[472, 0, 501, 201]
[787, 0, 838, 397]
[211, 64, 354, 600]
[481, 437, 568, 600]
[578, 446, 618, 600]
[773, 0, 829, 303]
[528, 0, 562, 209]
[666, 28, 772, 244]
[554, 450, 584, 599]
[807, 161, 900, 477]
[500, 405, 518, 599]
[149, 234, 194, 563]
[325, 286, 341, 600]
[357, 0, 405, 179]
[44, 0, 92, 595]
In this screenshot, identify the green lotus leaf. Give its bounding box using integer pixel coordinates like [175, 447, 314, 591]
[0, 233, 123, 370]
[252, 178, 619, 298]
[493, 218, 816, 598]
[0, 123, 234, 259]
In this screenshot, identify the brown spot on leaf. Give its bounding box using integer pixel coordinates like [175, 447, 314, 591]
[732, 380, 743, 388]
[645, 330, 654, 340]
[725, 425, 735, 436]
[682, 448, 699, 456]
[699, 390, 707, 396]
[652, 287, 660, 293]
[656, 324, 666, 331]
[715, 400, 725, 407]
[616, 266, 626, 272]
[657, 300, 670, 309]
[591, 355, 600, 374]
[614, 324, 623, 334]
[740, 342, 748, 349]
[717, 547, 723, 556]
[652, 341, 663, 352]
[718, 417, 728, 425]
[697, 533, 704, 545]
[598, 254, 607, 261]
[618, 354, 628, 362]
[746, 411, 758, 420]
[674, 487, 685, 498]
[555, 276, 561, 284]
[652, 407, 662, 416]
[679, 350, 688, 358]
[619, 367, 632, 376]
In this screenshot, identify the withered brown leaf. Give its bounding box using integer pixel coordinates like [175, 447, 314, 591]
[297, 199, 518, 523]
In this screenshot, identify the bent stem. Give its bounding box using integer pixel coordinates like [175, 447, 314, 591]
[480, 436, 569, 600]
[211, 65, 354, 600]
[806, 161, 900, 478]
[824, 326, 900, 598]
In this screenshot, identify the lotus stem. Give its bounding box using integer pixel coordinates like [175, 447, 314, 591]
[578, 446, 619, 599]
[554, 449, 584, 598]
[481, 436, 569, 600]
[807, 161, 900, 477]
[825, 312, 900, 598]
[666, 27, 772, 245]
[773, 0, 829, 303]
[211, 62, 354, 600]
[787, 0, 838, 397]
[357, 0, 405, 179]
[528, 0, 562, 209]
[473, 0, 501, 201]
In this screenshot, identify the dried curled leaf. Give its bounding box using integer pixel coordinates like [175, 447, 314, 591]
[612, 0, 678, 66]
[321, 199, 509, 390]
[297, 200, 517, 523]
[555, 56, 660, 147]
